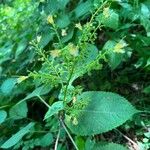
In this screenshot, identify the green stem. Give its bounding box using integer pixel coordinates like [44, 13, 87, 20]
[0, 105, 10, 109]
[50, 60, 64, 88]
[52, 24, 63, 48]
[37, 46, 64, 87]
[54, 128, 61, 150]
[60, 117, 79, 150]
[37, 95, 50, 108]
[89, 1, 108, 24]
[63, 60, 76, 104]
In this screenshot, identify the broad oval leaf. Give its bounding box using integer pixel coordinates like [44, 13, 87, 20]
[93, 142, 129, 150]
[0, 110, 7, 124]
[1, 122, 35, 149]
[65, 91, 138, 135]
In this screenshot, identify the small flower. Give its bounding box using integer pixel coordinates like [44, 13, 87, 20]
[114, 40, 128, 53]
[47, 15, 54, 25]
[61, 29, 67, 36]
[50, 50, 61, 58]
[72, 117, 78, 125]
[103, 7, 110, 18]
[72, 97, 77, 104]
[69, 43, 79, 57]
[37, 36, 41, 43]
[17, 76, 28, 84]
[75, 23, 82, 30]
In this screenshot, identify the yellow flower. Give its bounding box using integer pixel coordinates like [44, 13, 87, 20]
[72, 117, 78, 125]
[47, 15, 54, 25]
[114, 40, 128, 53]
[17, 76, 28, 84]
[103, 7, 110, 18]
[37, 36, 41, 43]
[61, 29, 67, 36]
[72, 97, 77, 104]
[69, 43, 79, 57]
[75, 23, 82, 30]
[50, 50, 61, 58]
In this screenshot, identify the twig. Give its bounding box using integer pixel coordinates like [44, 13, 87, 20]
[60, 117, 79, 150]
[37, 95, 50, 108]
[116, 129, 139, 149]
[89, 1, 108, 23]
[54, 128, 61, 150]
[51, 24, 63, 48]
[63, 60, 76, 103]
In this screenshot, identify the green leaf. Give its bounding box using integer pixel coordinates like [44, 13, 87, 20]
[98, 9, 119, 30]
[85, 138, 95, 150]
[140, 13, 150, 37]
[25, 85, 51, 99]
[44, 101, 63, 120]
[103, 40, 124, 70]
[141, 4, 150, 18]
[15, 39, 27, 58]
[65, 91, 137, 136]
[107, 51, 123, 70]
[0, 110, 7, 124]
[74, 1, 93, 18]
[9, 101, 28, 120]
[61, 27, 74, 43]
[75, 136, 85, 150]
[1, 122, 35, 149]
[16, 85, 52, 105]
[71, 44, 98, 82]
[56, 13, 70, 28]
[1, 78, 17, 95]
[39, 26, 54, 48]
[93, 142, 129, 150]
[140, 4, 150, 37]
[143, 85, 150, 94]
[45, 0, 69, 13]
[39, 133, 53, 147]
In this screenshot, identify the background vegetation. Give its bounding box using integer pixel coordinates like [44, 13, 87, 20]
[0, 0, 150, 150]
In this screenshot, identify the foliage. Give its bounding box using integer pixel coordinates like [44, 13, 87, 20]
[92, 142, 129, 150]
[0, 0, 150, 149]
[65, 91, 137, 135]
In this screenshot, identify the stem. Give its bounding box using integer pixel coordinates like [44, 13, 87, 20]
[54, 128, 61, 150]
[89, 1, 108, 24]
[52, 24, 63, 48]
[116, 129, 139, 148]
[0, 105, 10, 109]
[37, 95, 50, 108]
[37, 46, 64, 87]
[60, 117, 79, 150]
[63, 60, 76, 103]
[50, 60, 64, 88]
[141, 110, 150, 114]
